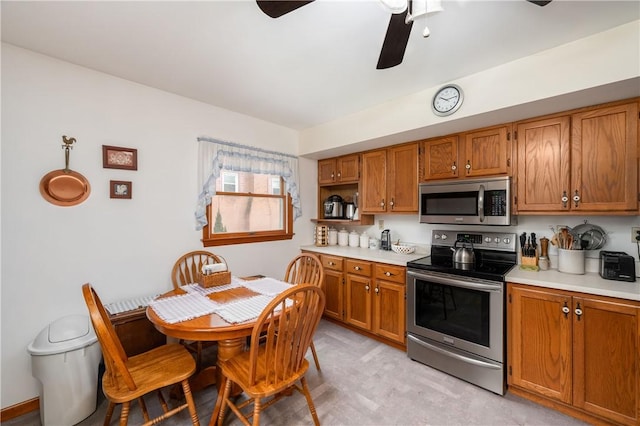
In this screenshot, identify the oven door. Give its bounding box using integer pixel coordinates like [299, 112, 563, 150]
[406, 269, 504, 363]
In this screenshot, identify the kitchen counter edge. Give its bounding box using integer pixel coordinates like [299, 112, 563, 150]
[506, 267, 640, 302]
[300, 245, 426, 267]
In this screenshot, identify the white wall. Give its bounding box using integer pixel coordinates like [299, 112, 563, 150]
[299, 20, 640, 157]
[0, 43, 317, 408]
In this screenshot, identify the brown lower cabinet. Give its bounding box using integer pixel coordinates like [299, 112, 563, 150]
[316, 252, 406, 347]
[507, 283, 639, 426]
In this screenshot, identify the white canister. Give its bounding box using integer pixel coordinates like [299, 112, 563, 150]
[338, 228, 349, 246]
[328, 227, 338, 245]
[349, 231, 359, 247]
[558, 249, 585, 274]
[359, 232, 369, 248]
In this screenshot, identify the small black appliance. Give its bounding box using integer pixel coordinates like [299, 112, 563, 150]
[599, 251, 636, 282]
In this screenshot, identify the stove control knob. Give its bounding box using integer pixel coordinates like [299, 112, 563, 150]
[440, 234, 448, 240]
[494, 237, 500, 243]
[503, 238, 511, 244]
[434, 234, 441, 240]
[484, 237, 492, 243]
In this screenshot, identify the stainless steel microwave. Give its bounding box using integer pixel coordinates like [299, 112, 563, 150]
[419, 176, 515, 226]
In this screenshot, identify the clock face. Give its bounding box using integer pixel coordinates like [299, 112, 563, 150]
[432, 85, 463, 116]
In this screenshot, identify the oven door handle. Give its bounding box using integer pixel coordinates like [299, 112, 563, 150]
[478, 184, 485, 222]
[407, 270, 502, 292]
[408, 335, 501, 370]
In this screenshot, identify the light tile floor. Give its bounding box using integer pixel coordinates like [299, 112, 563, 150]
[4, 320, 588, 425]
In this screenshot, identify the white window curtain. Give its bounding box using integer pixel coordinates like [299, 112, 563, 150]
[195, 137, 302, 230]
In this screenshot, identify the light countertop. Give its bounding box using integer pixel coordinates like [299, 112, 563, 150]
[300, 245, 427, 267]
[506, 267, 640, 302]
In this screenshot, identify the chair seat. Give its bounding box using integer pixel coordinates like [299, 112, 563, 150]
[219, 344, 310, 399]
[102, 343, 196, 403]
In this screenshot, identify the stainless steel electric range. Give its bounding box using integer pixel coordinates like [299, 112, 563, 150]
[406, 229, 517, 395]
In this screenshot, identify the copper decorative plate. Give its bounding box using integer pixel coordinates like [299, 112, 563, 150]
[40, 169, 91, 206]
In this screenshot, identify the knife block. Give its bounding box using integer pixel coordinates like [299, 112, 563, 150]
[520, 251, 538, 267]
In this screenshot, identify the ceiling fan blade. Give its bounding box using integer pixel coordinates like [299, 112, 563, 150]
[526, 0, 552, 6]
[377, 10, 414, 70]
[256, 1, 314, 18]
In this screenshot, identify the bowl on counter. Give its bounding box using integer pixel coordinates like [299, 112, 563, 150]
[391, 243, 415, 255]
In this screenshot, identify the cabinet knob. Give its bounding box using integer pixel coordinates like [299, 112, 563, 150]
[572, 190, 580, 208]
[561, 191, 569, 208]
[365, 285, 370, 292]
[465, 160, 471, 173]
[375, 286, 380, 294]
[562, 302, 570, 318]
[390, 198, 395, 208]
[451, 162, 457, 172]
[337, 171, 341, 178]
[380, 199, 385, 208]
[384, 271, 393, 277]
[575, 302, 583, 320]
[328, 261, 335, 266]
[354, 266, 361, 271]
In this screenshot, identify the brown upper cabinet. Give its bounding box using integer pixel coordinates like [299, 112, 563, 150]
[516, 101, 638, 214]
[361, 143, 418, 214]
[420, 124, 512, 181]
[318, 154, 360, 185]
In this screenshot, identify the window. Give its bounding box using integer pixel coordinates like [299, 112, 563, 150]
[221, 172, 238, 192]
[202, 172, 293, 246]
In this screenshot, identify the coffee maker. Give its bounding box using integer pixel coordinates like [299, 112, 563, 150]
[380, 229, 392, 251]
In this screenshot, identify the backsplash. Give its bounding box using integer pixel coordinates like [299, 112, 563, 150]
[332, 214, 640, 277]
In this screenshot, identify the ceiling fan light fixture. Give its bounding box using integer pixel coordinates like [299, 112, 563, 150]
[379, 0, 408, 14]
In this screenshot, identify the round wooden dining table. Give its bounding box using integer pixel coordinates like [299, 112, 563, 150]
[146, 285, 262, 425]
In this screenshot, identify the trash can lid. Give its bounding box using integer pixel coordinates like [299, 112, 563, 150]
[28, 314, 98, 355]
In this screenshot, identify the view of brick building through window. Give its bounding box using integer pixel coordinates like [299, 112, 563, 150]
[210, 171, 284, 234]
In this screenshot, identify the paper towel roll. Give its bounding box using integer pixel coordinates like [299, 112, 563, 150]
[202, 262, 227, 275]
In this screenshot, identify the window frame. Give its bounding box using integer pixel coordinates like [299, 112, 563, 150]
[201, 190, 294, 247]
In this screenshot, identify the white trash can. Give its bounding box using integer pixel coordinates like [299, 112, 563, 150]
[27, 314, 102, 426]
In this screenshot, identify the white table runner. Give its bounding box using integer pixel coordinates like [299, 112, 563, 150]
[149, 293, 221, 324]
[240, 277, 294, 296]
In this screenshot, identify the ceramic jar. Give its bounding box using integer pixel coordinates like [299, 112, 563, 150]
[328, 227, 338, 245]
[359, 232, 369, 248]
[349, 231, 359, 247]
[338, 228, 349, 246]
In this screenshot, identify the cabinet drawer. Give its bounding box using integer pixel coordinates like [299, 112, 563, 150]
[321, 254, 343, 272]
[375, 264, 405, 284]
[345, 259, 372, 277]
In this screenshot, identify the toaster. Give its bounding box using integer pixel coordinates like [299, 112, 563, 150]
[599, 251, 636, 282]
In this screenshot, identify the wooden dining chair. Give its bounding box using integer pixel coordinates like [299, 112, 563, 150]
[216, 284, 325, 426]
[284, 253, 324, 371]
[82, 283, 200, 426]
[171, 250, 225, 369]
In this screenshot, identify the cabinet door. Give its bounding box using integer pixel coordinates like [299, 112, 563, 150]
[387, 143, 418, 212]
[464, 126, 510, 177]
[345, 273, 372, 331]
[373, 280, 405, 344]
[337, 154, 360, 183]
[361, 150, 387, 213]
[516, 116, 571, 212]
[323, 269, 344, 321]
[508, 284, 572, 404]
[318, 158, 337, 185]
[572, 296, 639, 425]
[571, 102, 638, 212]
[421, 136, 459, 181]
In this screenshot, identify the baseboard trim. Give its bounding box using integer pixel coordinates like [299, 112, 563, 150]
[0, 397, 39, 421]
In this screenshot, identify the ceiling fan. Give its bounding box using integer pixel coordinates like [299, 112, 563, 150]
[256, 0, 552, 70]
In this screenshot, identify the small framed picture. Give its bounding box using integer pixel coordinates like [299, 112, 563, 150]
[102, 145, 138, 170]
[110, 180, 132, 199]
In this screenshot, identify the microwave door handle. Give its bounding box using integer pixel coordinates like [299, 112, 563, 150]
[478, 184, 485, 222]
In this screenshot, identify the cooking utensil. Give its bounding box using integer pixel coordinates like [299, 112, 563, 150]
[451, 239, 475, 269]
[39, 135, 91, 207]
[572, 222, 607, 250]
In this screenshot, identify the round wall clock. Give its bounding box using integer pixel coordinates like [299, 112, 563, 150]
[432, 84, 464, 116]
